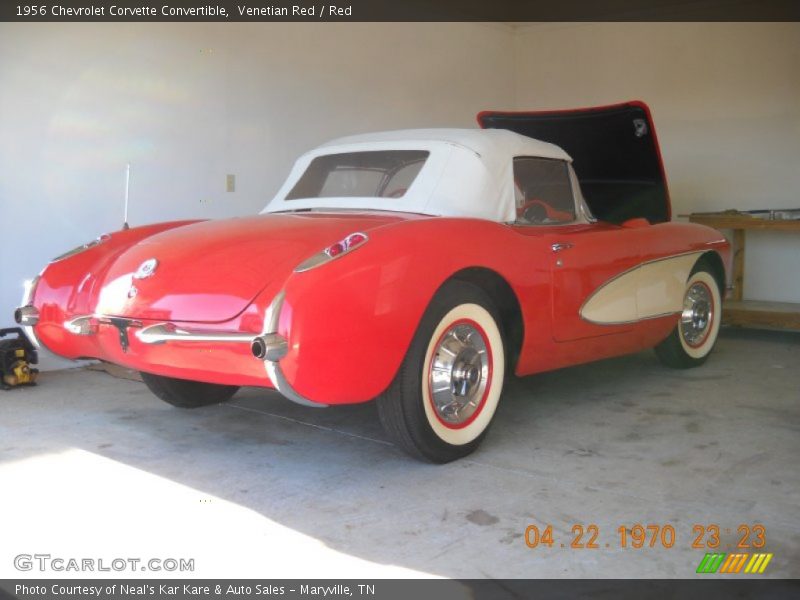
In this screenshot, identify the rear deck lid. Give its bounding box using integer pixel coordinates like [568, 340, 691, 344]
[98, 212, 412, 323]
[478, 101, 670, 224]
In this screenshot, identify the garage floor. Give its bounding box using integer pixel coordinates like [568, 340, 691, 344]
[1, 328, 798, 579]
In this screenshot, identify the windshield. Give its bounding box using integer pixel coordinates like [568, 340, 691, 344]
[285, 150, 429, 200]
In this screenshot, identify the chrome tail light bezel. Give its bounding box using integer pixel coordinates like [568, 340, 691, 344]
[294, 232, 369, 273]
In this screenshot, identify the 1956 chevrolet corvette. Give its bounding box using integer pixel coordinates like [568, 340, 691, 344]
[15, 102, 730, 462]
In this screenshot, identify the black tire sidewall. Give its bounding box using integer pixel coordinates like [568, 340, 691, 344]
[390, 280, 506, 462]
[140, 371, 239, 408]
[655, 260, 722, 369]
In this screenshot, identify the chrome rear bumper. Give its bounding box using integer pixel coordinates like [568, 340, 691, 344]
[136, 324, 254, 344]
[59, 290, 325, 407]
[136, 324, 288, 362]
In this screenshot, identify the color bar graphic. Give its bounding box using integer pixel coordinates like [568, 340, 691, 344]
[697, 552, 773, 574]
[697, 553, 726, 573]
[744, 553, 774, 574]
[719, 553, 748, 573]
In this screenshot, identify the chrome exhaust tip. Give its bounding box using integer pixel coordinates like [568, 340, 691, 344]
[14, 305, 39, 326]
[251, 333, 288, 362]
[251, 337, 267, 359]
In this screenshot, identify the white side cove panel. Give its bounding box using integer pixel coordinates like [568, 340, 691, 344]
[581, 252, 704, 325]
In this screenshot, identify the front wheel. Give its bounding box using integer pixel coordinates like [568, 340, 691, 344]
[377, 281, 505, 463]
[655, 263, 722, 369]
[140, 372, 239, 408]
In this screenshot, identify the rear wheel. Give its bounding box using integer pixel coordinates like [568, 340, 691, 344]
[140, 372, 239, 408]
[377, 281, 505, 463]
[654, 262, 722, 369]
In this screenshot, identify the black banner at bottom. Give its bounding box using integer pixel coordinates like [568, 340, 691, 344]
[2, 580, 800, 600]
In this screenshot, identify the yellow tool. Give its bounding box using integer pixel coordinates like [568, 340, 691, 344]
[1, 328, 39, 390]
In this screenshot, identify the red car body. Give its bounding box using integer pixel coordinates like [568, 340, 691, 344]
[18, 102, 731, 411]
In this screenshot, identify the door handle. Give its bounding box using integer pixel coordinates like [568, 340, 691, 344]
[551, 242, 574, 253]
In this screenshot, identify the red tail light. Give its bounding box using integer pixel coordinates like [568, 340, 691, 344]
[295, 232, 370, 273]
[324, 232, 368, 257]
[326, 242, 345, 257]
[345, 232, 367, 247]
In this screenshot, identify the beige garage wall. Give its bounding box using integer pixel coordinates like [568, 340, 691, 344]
[0, 22, 513, 367]
[513, 22, 800, 302]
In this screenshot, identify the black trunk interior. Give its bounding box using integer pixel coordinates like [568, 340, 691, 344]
[479, 102, 670, 225]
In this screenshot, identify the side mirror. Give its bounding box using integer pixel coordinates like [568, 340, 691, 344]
[621, 217, 651, 229]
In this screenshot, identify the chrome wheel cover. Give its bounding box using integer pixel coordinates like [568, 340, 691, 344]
[428, 321, 491, 427]
[680, 281, 714, 348]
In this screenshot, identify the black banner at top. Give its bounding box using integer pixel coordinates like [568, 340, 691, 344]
[2, 0, 800, 22]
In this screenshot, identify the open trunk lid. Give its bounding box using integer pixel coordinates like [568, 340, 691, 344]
[478, 101, 671, 224]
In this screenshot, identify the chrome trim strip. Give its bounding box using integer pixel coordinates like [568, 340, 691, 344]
[136, 324, 253, 344]
[584, 309, 682, 327]
[265, 361, 325, 408]
[263, 290, 285, 333]
[19, 276, 41, 347]
[259, 290, 328, 408]
[294, 232, 369, 273]
[293, 252, 330, 273]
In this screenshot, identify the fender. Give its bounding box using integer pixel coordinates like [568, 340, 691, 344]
[270, 218, 730, 405]
[272, 217, 552, 404]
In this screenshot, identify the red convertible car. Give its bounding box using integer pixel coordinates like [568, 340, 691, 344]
[15, 102, 730, 462]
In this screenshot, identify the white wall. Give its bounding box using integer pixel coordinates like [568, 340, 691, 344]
[0, 22, 514, 368]
[513, 23, 800, 302]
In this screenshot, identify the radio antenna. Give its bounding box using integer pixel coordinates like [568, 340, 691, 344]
[123, 162, 131, 230]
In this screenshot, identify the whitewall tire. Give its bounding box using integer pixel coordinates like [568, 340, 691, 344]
[655, 262, 722, 369]
[377, 281, 506, 462]
[421, 304, 504, 446]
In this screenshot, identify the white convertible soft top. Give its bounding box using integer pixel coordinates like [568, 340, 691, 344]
[263, 128, 572, 223]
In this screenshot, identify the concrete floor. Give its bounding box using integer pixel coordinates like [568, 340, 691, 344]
[0, 327, 798, 579]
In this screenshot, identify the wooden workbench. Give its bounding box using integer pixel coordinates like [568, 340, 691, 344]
[687, 211, 800, 331]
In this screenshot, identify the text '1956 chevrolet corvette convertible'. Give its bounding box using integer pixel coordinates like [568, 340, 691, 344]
[15, 102, 730, 462]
